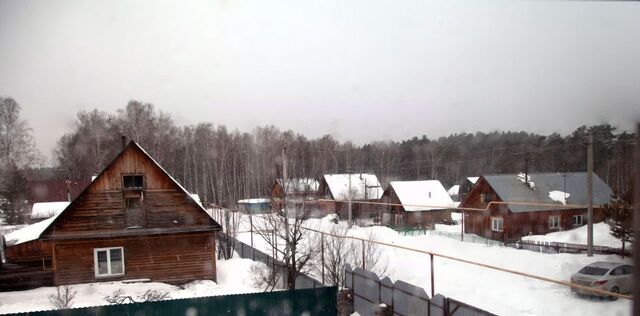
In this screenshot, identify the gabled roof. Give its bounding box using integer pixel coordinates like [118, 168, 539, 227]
[323, 174, 383, 201]
[389, 180, 459, 212]
[30, 201, 70, 219]
[275, 178, 319, 194]
[447, 185, 460, 196]
[481, 172, 612, 213]
[29, 141, 221, 241]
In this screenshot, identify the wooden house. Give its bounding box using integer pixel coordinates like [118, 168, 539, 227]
[270, 178, 319, 211]
[3, 141, 221, 286]
[460, 172, 611, 242]
[317, 174, 384, 220]
[380, 180, 458, 228]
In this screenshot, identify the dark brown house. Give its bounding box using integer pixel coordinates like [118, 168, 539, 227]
[317, 174, 384, 220]
[381, 180, 457, 228]
[460, 173, 611, 242]
[3, 141, 221, 286]
[270, 178, 319, 211]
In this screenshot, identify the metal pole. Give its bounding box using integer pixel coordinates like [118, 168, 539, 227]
[348, 172, 353, 228]
[282, 144, 290, 264]
[633, 122, 640, 316]
[250, 214, 254, 260]
[587, 133, 594, 257]
[321, 232, 325, 284]
[361, 239, 365, 270]
[430, 254, 435, 298]
[461, 210, 464, 242]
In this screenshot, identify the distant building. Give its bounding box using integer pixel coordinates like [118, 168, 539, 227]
[381, 180, 458, 228]
[237, 198, 272, 214]
[270, 178, 319, 211]
[30, 202, 70, 221]
[27, 179, 91, 204]
[447, 185, 460, 202]
[317, 174, 383, 220]
[460, 172, 612, 242]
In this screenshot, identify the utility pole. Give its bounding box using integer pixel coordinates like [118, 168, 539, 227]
[282, 143, 290, 260]
[347, 150, 353, 228]
[632, 122, 639, 316]
[587, 133, 594, 257]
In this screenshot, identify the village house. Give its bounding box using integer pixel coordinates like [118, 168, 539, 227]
[270, 178, 320, 211]
[2, 141, 221, 286]
[381, 180, 459, 228]
[317, 173, 383, 220]
[460, 172, 612, 242]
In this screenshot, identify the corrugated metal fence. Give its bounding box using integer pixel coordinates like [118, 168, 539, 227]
[345, 264, 495, 316]
[231, 236, 325, 289]
[4, 286, 338, 316]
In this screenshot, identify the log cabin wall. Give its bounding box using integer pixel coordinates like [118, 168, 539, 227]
[48, 145, 215, 237]
[462, 177, 607, 241]
[52, 232, 216, 285]
[4, 240, 52, 266]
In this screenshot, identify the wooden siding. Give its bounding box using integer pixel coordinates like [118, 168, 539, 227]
[47, 144, 216, 238]
[461, 177, 606, 241]
[52, 232, 216, 285]
[4, 240, 52, 265]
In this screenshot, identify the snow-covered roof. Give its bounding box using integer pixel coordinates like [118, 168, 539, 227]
[467, 177, 479, 184]
[447, 185, 460, 196]
[324, 174, 383, 201]
[4, 213, 62, 246]
[390, 180, 459, 212]
[189, 193, 202, 206]
[482, 172, 612, 212]
[238, 198, 271, 204]
[30, 201, 70, 219]
[276, 178, 319, 194]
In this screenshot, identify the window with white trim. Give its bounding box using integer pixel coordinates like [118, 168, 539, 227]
[491, 217, 503, 232]
[94, 247, 125, 277]
[572, 214, 583, 226]
[549, 216, 560, 229]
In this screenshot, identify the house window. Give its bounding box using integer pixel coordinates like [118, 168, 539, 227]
[94, 247, 124, 277]
[572, 214, 583, 226]
[491, 217, 503, 232]
[549, 216, 561, 229]
[125, 196, 144, 228]
[123, 175, 144, 190]
[480, 194, 485, 203]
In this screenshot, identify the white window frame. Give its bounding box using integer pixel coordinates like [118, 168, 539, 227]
[549, 216, 561, 229]
[93, 247, 125, 278]
[491, 217, 503, 232]
[572, 214, 583, 226]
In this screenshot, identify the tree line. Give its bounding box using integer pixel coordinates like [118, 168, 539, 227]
[0, 97, 637, 224]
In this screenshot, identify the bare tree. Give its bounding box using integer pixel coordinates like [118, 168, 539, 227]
[254, 190, 318, 290]
[48, 285, 77, 309]
[217, 209, 240, 260]
[0, 97, 40, 224]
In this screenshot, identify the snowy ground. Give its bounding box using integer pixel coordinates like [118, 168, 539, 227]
[0, 258, 265, 315]
[522, 222, 624, 248]
[236, 214, 632, 316]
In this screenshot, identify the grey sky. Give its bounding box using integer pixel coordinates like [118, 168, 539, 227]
[1, 0, 639, 164]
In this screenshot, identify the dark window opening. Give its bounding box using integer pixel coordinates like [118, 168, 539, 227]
[125, 196, 144, 228]
[123, 175, 144, 189]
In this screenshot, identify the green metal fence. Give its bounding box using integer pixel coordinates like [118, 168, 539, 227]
[6, 286, 337, 316]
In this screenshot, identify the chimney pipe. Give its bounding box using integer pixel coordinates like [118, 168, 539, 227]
[121, 135, 126, 150]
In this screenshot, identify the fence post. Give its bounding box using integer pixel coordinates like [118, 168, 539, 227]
[430, 254, 435, 298]
[321, 232, 325, 285]
[361, 239, 366, 270]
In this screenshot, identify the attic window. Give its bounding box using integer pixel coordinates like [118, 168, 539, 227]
[123, 175, 144, 190]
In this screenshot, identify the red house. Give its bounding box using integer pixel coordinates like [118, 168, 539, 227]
[460, 172, 612, 242]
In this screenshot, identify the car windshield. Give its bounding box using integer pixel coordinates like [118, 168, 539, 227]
[578, 266, 610, 276]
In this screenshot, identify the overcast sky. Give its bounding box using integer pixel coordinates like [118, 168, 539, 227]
[1, 0, 639, 163]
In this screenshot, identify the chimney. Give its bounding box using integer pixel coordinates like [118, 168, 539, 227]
[121, 135, 126, 150]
